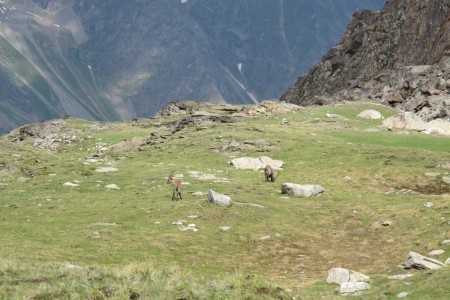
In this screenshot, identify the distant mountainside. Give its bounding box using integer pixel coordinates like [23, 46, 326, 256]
[0, 0, 385, 133]
[281, 0, 450, 121]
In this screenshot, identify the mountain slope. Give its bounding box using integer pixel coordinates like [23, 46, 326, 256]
[0, 0, 385, 133]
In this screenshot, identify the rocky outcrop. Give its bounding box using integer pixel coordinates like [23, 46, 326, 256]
[281, 0, 450, 122]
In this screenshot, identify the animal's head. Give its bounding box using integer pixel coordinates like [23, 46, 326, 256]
[167, 172, 175, 184]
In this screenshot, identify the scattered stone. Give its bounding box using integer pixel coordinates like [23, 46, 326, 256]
[188, 215, 198, 219]
[192, 191, 204, 196]
[92, 222, 117, 226]
[441, 240, 450, 245]
[64, 263, 82, 269]
[95, 167, 119, 173]
[228, 156, 284, 170]
[207, 190, 232, 207]
[423, 202, 434, 208]
[233, 201, 265, 208]
[425, 172, 441, 177]
[382, 221, 393, 226]
[172, 220, 187, 225]
[427, 250, 445, 256]
[220, 226, 232, 231]
[339, 282, 370, 295]
[259, 236, 271, 240]
[177, 223, 199, 232]
[358, 109, 384, 119]
[105, 184, 120, 190]
[281, 183, 325, 197]
[388, 274, 414, 280]
[326, 113, 342, 118]
[404, 251, 445, 270]
[343, 176, 351, 182]
[63, 182, 79, 187]
[443, 176, 450, 184]
[445, 258, 450, 265]
[397, 292, 411, 298]
[326, 267, 370, 285]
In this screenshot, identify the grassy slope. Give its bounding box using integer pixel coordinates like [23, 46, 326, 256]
[0, 102, 449, 299]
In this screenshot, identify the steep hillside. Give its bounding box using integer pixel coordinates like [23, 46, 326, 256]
[281, 0, 450, 122]
[0, 0, 385, 133]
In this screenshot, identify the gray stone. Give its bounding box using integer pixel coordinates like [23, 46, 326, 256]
[228, 156, 284, 170]
[383, 112, 427, 131]
[427, 250, 445, 256]
[281, 183, 324, 197]
[441, 240, 450, 245]
[105, 184, 120, 190]
[397, 292, 411, 298]
[326, 267, 370, 284]
[207, 190, 232, 207]
[95, 167, 119, 173]
[388, 274, 413, 280]
[404, 251, 445, 270]
[339, 282, 370, 295]
[357, 109, 384, 119]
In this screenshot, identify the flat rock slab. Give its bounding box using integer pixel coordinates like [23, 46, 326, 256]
[326, 267, 370, 285]
[95, 167, 119, 173]
[339, 282, 370, 295]
[405, 251, 445, 270]
[281, 183, 324, 197]
[228, 156, 284, 170]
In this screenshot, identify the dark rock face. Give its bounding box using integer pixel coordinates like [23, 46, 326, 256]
[281, 0, 450, 121]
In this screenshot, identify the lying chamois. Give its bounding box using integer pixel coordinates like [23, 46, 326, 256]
[167, 172, 182, 200]
[264, 165, 279, 182]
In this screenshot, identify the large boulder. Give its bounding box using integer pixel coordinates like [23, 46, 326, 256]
[207, 190, 232, 207]
[383, 112, 427, 131]
[281, 183, 324, 197]
[228, 156, 284, 170]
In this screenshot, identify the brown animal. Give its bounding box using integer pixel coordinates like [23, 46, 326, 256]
[167, 173, 182, 200]
[264, 165, 279, 182]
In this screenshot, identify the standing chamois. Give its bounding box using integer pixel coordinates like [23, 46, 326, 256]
[167, 172, 182, 200]
[264, 165, 279, 182]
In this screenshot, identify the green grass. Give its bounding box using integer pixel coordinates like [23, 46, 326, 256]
[0, 102, 449, 299]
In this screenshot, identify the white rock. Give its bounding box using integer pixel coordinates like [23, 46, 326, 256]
[445, 258, 450, 265]
[281, 183, 324, 197]
[427, 250, 445, 256]
[95, 167, 118, 173]
[397, 292, 411, 298]
[405, 251, 445, 270]
[192, 192, 204, 196]
[228, 156, 284, 170]
[357, 109, 384, 119]
[220, 226, 232, 231]
[326, 267, 370, 285]
[441, 240, 450, 245]
[63, 182, 79, 187]
[388, 274, 414, 280]
[207, 190, 232, 207]
[339, 282, 370, 294]
[424, 202, 434, 208]
[105, 184, 120, 190]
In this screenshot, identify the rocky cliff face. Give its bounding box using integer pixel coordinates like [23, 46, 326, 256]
[281, 0, 450, 121]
